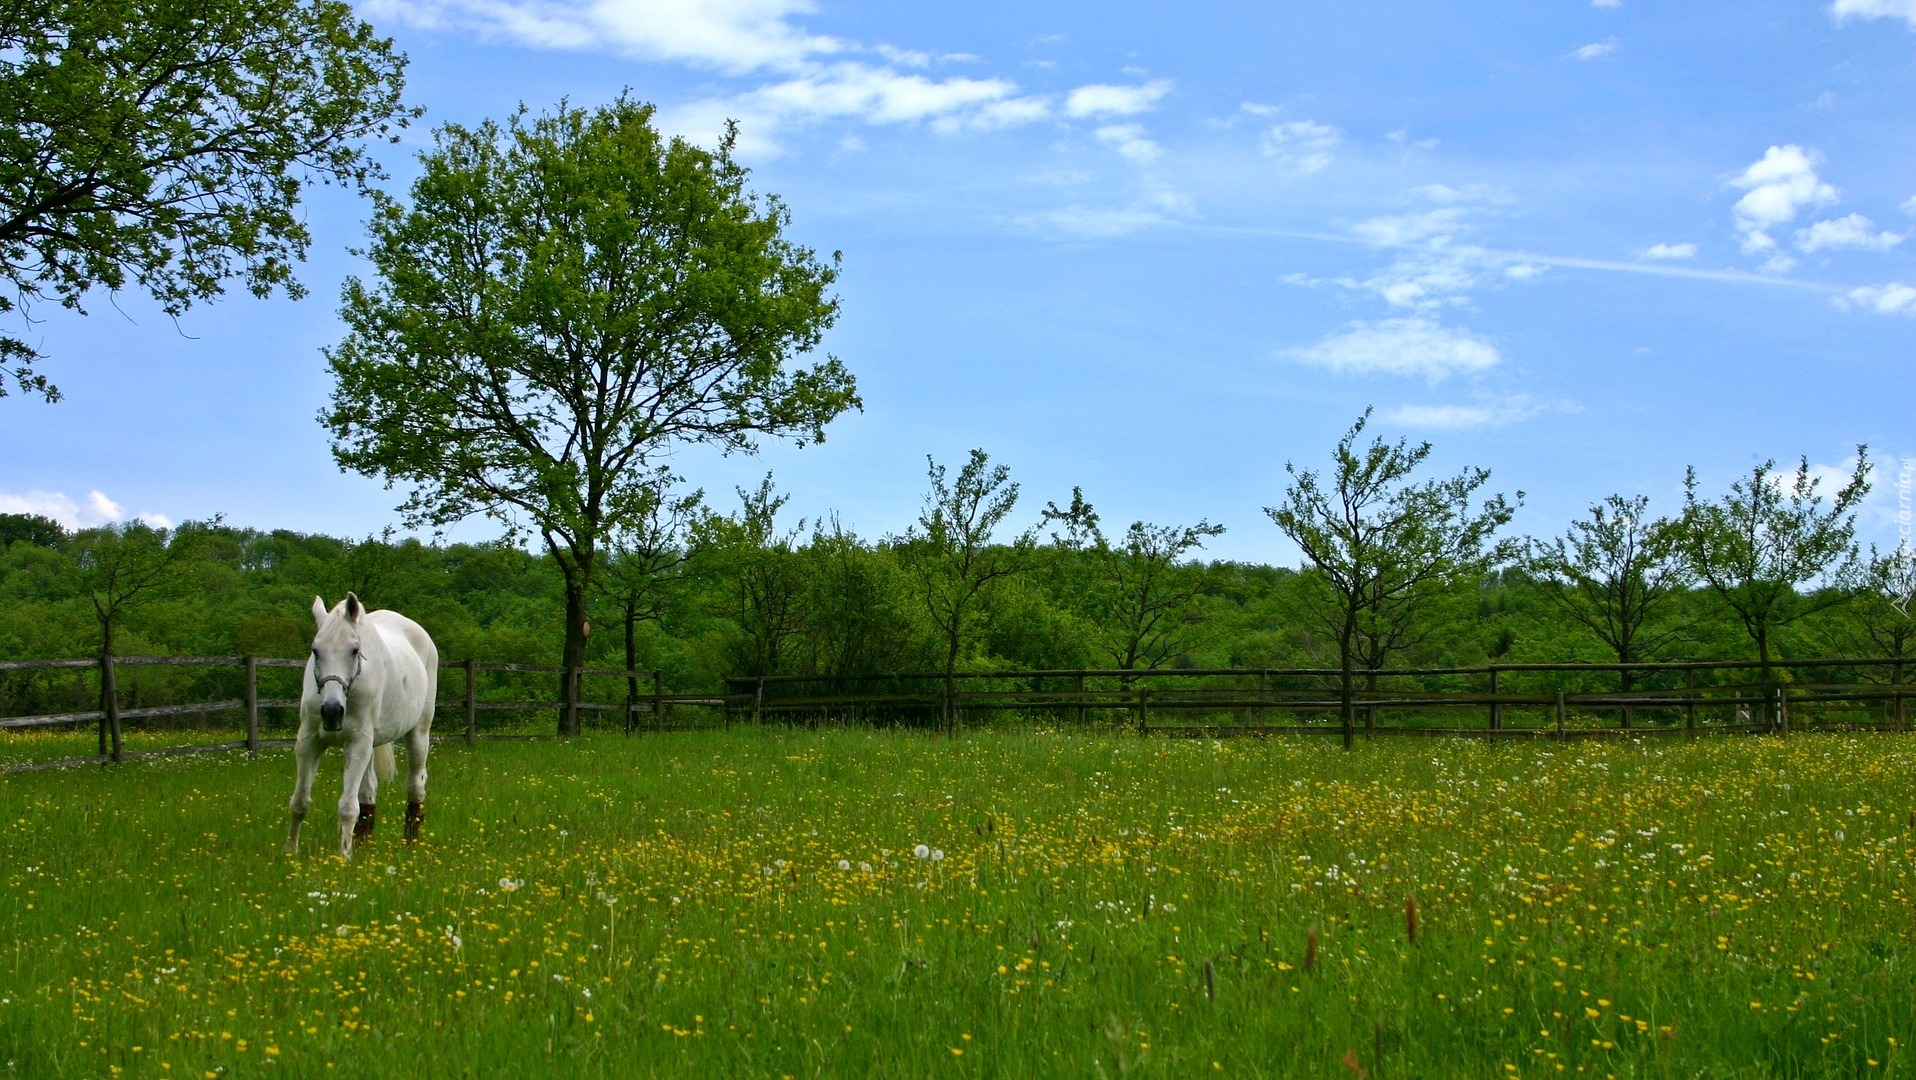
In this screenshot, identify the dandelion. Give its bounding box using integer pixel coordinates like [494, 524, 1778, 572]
[498, 877, 522, 892]
[913, 844, 930, 859]
[838, 860, 851, 871]
[931, 849, 945, 862]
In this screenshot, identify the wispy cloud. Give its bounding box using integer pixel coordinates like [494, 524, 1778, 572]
[1381, 395, 1546, 430]
[1093, 123, 1160, 164]
[1063, 79, 1173, 118]
[1641, 242, 1697, 260]
[1285, 318, 1501, 383]
[362, 0, 841, 73]
[1261, 120, 1341, 174]
[1024, 190, 1193, 238]
[1795, 213, 1905, 252]
[0, 489, 170, 529]
[1836, 282, 1916, 315]
[368, 0, 1152, 152]
[1570, 38, 1619, 60]
[1830, 0, 1916, 29]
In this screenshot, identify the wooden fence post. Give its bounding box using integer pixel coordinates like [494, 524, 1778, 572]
[754, 676, 765, 725]
[1137, 687, 1150, 736]
[1257, 670, 1268, 733]
[100, 651, 122, 764]
[1488, 667, 1502, 731]
[1076, 673, 1087, 727]
[1776, 684, 1788, 737]
[1555, 691, 1567, 742]
[464, 659, 477, 745]
[652, 670, 665, 731]
[1896, 689, 1907, 733]
[244, 656, 259, 758]
[1684, 668, 1696, 735]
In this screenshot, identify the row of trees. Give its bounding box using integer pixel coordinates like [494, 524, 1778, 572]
[0, 421, 1900, 742]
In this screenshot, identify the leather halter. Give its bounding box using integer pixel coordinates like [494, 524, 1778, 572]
[315, 649, 364, 697]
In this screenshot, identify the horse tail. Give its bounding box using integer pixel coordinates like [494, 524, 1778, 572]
[375, 743, 396, 783]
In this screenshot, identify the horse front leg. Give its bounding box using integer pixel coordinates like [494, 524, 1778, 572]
[285, 734, 322, 855]
[335, 738, 376, 861]
[354, 753, 379, 842]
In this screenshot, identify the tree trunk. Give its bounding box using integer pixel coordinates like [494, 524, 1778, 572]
[623, 599, 639, 735]
[1338, 612, 1357, 751]
[557, 548, 596, 735]
[99, 620, 121, 762]
[1756, 626, 1776, 733]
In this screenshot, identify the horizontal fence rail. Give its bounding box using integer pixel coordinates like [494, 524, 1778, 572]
[4, 655, 1913, 772]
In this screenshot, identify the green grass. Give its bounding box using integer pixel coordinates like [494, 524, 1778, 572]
[1, 729, 1912, 1078]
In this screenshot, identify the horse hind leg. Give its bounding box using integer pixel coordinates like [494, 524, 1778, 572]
[404, 725, 430, 841]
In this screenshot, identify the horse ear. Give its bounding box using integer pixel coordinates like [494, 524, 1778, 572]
[344, 592, 363, 623]
[312, 596, 328, 627]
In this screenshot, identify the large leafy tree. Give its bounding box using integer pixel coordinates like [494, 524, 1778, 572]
[0, 0, 415, 400]
[323, 98, 858, 732]
[1266, 412, 1518, 748]
[1678, 454, 1870, 714]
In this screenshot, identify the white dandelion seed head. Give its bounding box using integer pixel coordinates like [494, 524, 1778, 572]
[913, 844, 931, 859]
[931, 849, 945, 862]
[838, 859, 851, 871]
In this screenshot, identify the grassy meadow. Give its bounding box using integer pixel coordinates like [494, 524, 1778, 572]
[0, 729, 1912, 1078]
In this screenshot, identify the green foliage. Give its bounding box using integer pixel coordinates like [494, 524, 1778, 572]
[902, 450, 1039, 727]
[1525, 494, 1690, 671]
[322, 96, 859, 727]
[1041, 486, 1225, 671]
[1680, 454, 1870, 676]
[0, 0, 416, 399]
[1265, 411, 1520, 744]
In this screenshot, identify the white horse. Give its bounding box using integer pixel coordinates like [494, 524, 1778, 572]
[285, 593, 438, 860]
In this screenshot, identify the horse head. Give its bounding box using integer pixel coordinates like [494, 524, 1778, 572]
[309, 593, 367, 732]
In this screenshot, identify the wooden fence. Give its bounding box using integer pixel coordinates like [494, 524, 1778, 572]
[0, 655, 726, 770]
[725, 657, 1916, 738]
[3, 654, 1911, 772]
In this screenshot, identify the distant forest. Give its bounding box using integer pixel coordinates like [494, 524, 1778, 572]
[1, 471, 1908, 696]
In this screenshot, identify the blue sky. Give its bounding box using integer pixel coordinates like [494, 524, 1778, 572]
[4, 0, 1914, 564]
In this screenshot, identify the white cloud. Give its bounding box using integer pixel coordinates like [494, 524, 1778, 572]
[1381, 396, 1543, 430]
[1286, 318, 1501, 383]
[1570, 38, 1619, 59]
[1904, 194, 1916, 216]
[1830, 0, 1916, 27]
[1504, 263, 1545, 280]
[363, 0, 842, 73]
[370, 0, 1054, 149]
[1261, 120, 1341, 174]
[1728, 145, 1840, 256]
[1796, 213, 1905, 252]
[1063, 80, 1172, 118]
[1641, 242, 1698, 260]
[1352, 208, 1468, 248]
[1093, 123, 1160, 164]
[1592, 0, 1621, 7]
[0, 489, 171, 529]
[1836, 282, 1916, 315]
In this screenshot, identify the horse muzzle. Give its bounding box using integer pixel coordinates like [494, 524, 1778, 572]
[320, 701, 345, 731]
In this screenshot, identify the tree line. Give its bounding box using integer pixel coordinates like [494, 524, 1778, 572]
[0, 421, 1903, 741]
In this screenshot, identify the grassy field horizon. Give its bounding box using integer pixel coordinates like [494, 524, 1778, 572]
[2, 729, 1911, 1077]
